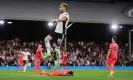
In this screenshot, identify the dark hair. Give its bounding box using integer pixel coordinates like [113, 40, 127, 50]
[112, 36, 117, 41]
[60, 3, 68, 9]
[68, 71, 74, 76]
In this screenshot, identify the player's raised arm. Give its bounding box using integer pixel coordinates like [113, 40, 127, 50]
[56, 16, 67, 22]
[21, 51, 25, 55]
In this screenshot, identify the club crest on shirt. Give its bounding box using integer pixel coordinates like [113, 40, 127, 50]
[65, 13, 68, 15]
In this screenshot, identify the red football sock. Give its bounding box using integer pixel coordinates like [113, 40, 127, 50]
[106, 65, 112, 72]
[18, 65, 20, 71]
[110, 65, 114, 72]
[33, 65, 37, 72]
[62, 65, 66, 70]
[64, 66, 66, 70]
[37, 65, 41, 72]
[62, 65, 64, 69]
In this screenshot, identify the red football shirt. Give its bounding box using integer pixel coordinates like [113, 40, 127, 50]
[35, 48, 42, 60]
[52, 70, 69, 76]
[62, 51, 67, 62]
[109, 42, 119, 59]
[19, 54, 23, 61]
[19, 53, 23, 63]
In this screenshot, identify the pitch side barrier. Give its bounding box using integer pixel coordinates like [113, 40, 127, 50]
[0, 66, 132, 70]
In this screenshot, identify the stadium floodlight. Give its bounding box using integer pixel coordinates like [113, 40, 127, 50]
[0, 20, 5, 25]
[131, 29, 133, 31]
[48, 22, 54, 27]
[119, 26, 123, 28]
[111, 24, 118, 30]
[7, 21, 12, 24]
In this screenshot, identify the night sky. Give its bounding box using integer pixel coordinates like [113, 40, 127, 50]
[0, 20, 133, 43]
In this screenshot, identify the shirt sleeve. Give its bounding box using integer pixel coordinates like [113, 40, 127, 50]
[63, 13, 69, 19]
[109, 44, 112, 49]
[28, 52, 31, 55]
[21, 52, 25, 55]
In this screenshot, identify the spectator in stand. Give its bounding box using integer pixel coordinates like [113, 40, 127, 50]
[0, 39, 132, 66]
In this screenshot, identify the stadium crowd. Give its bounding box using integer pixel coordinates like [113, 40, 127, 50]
[0, 39, 133, 66]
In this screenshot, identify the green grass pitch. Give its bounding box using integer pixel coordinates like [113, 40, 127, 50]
[0, 70, 132, 80]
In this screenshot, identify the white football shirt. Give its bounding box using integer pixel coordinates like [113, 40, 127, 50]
[21, 51, 31, 60]
[55, 12, 69, 34]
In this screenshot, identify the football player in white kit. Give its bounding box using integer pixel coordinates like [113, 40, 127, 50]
[21, 49, 31, 72]
[44, 3, 69, 69]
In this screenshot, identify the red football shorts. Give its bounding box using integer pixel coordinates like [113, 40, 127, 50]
[19, 60, 23, 66]
[62, 60, 66, 66]
[35, 59, 40, 66]
[106, 58, 117, 65]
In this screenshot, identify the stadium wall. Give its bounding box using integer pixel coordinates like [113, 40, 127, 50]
[0, 0, 133, 24]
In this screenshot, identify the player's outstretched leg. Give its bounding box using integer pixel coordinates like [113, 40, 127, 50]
[54, 63, 60, 70]
[44, 36, 52, 59]
[40, 70, 51, 76]
[54, 48, 61, 70]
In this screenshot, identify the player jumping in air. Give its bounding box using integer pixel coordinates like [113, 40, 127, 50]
[33, 45, 43, 73]
[40, 69, 74, 76]
[44, 3, 69, 70]
[106, 36, 119, 78]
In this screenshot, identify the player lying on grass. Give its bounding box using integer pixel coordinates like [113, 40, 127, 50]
[40, 70, 74, 76]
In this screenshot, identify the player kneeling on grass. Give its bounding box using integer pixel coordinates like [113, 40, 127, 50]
[40, 70, 74, 76]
